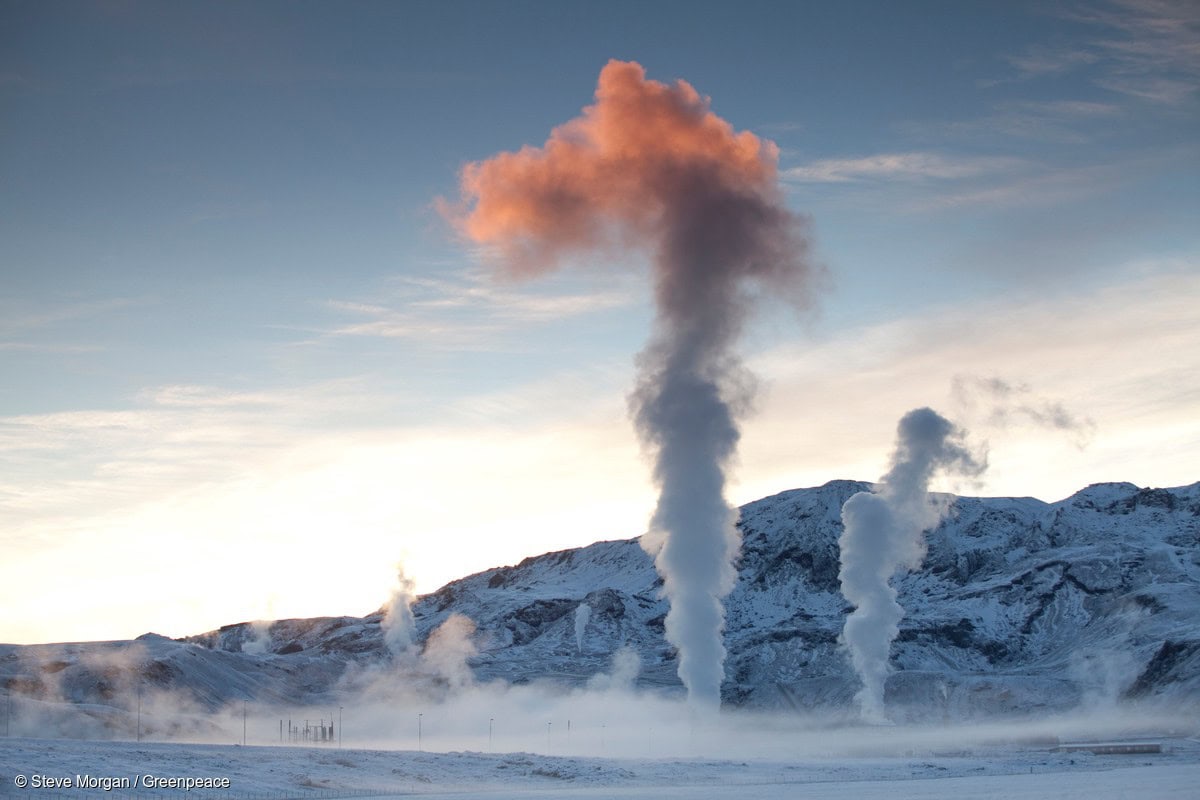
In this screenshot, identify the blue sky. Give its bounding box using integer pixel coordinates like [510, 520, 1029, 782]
[2, 0, 1197, 643]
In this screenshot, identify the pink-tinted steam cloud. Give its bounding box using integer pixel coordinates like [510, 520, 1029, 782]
[444, 59, 817, 713]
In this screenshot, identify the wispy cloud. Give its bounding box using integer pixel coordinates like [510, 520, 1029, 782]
[0, 342, 102, 353]
[0, 297, 143, 355]
[0, 367, 650, 641]
[902, 99, 1124, 145]
[911, 161, 1123, 211]
[1001, 0, 1200, 104]
[0, 297, 141, 333]
[1003, 45, 1100, 77]
[138, 385, 295, 409]
[782, 148, 1121, 213]
[324, 270, 634, 344]
[783, 152, 1025, 184]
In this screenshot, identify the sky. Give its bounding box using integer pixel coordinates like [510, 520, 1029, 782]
[1, 0, 1197, 645]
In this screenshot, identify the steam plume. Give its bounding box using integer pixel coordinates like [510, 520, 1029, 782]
[446, 60, 816, 713]
[838, 408, 985, 722]
[382, 565, 418, 660]
[240, 620, 273, 655]
[421, 613, 477, 692]
[574, 603, 590, 654]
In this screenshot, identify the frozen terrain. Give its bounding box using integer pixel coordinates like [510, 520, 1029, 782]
[0, 480, 1197, 797]
[2, 731, 1199, 799]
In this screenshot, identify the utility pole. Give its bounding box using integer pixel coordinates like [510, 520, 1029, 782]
[339, 706, 343, 749]
[418, 713, 423, 752]
[489, 718, 494, 753]
[546, 721, 552, 754]
[242, 701, 247, 746]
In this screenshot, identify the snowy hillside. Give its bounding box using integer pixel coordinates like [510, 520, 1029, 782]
[2, 480, 1197, 737]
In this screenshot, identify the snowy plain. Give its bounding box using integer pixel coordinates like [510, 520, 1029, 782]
[2, 731, 1199, 799]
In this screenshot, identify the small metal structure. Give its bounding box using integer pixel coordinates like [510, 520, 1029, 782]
[284, 717, 335, 744]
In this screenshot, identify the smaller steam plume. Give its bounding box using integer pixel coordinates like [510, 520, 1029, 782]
[378, 565, 480, 692]
[420, 613, 478, 692]
[240, 621, 273, 655]
[574, 603, 591, 654]
[838, 407, 986, 722]
[586, 646, 642, 692]
[382, 565, 418, 660]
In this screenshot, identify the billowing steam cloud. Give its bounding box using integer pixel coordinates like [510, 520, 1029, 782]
[838, 408, 985, 722]
[445, 60, 816, 713]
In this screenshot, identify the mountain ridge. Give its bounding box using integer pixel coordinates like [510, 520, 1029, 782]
[2, 479, 1197, 737]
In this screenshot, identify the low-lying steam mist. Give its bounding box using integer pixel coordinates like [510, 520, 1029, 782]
[446, 59, 817, 713]
[838, 408, 985, 722]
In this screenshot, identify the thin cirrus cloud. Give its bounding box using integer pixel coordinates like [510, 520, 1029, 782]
[0, 378, 395, 543]
[324, 270, 636, 344]
[909, 161, 1125, 212]
[781, 151, 1025, 184]
[0, 297, 144, 354]
[1003, 45, 1100, 77]
[0, 297, 142, 334]
[900, 100, 1125, 147]
[1002, 0, 1199, 104]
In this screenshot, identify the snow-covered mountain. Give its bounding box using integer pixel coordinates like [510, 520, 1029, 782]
[3, 480, 1198, 736]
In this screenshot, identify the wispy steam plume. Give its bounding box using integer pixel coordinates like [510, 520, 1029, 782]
[382, 565, 418, 660]
[574, 602, 590, 654]
[421, 613, 477, 692]
[838, 408, 985, 721]
[446, 60, 816, 712]
[951, 374, 1096, 447]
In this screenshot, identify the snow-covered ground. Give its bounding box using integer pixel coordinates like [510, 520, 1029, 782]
[2, 733, 1198, 799]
